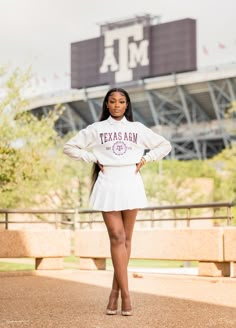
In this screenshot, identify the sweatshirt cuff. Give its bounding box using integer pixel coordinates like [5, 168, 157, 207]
[143, 154, 151, 162]
[87, 152, 97, 163]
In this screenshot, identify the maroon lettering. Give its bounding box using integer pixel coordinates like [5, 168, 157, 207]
[132, 133, 137, 144]
[99, 133, 104, 144]
[99, 131, 138, 144]
[108, 133, 113, 141]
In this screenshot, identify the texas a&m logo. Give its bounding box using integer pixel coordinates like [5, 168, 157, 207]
[112, 141, 127, 156]
[99, 24, 149, 83]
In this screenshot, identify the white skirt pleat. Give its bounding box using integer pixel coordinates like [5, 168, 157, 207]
[90, 165, 147, 212]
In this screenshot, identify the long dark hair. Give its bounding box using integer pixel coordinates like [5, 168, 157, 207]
[90, 88, 134, 194]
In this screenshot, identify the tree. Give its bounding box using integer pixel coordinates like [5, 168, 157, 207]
[141, 159, 219, 227]
[209, 145, 236, 225]
[0, 67, 91, 209]
[142, 159, 216, 204]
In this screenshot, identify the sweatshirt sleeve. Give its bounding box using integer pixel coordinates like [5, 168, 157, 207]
[139, 124, 172, 162]
[63, 124, 97, 163]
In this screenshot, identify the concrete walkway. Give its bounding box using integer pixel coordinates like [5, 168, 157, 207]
[0, 269, 236, 328]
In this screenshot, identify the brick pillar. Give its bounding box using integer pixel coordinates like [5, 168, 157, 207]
[198, 261, 230, 277]
[35, 258, 64, 270]
[79, 257, 106, 270]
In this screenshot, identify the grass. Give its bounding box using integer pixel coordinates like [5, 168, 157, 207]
[65, 255, 197, 268]
[0, 262, 35, 271]
[0, 255, 198, 272]
[64, 255, 79, 263]
[107, 258, 197, 269]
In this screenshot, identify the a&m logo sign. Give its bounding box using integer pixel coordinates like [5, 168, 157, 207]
[99, 24, 149, 83]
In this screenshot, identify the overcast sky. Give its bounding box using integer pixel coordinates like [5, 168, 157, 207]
[0, 0, 236, 94]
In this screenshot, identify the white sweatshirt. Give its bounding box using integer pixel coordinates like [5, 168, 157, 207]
[63, 116, 171, 165]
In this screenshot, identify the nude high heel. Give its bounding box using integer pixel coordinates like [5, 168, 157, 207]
[106, 290, 119, 315]
[121, 296, 132, 316]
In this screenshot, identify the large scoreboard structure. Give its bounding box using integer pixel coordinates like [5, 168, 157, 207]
[29, 15, 236, 160]
[71, 15, 196, 88]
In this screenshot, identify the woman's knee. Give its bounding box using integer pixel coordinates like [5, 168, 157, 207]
[109, 230, 126, 247]
[125, 238, 131, 249]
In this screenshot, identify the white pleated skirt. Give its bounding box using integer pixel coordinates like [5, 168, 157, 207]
[90, 165, 147, 212]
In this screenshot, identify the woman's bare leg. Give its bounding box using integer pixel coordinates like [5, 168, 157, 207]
[103, 209, 137, 314]
[120, 209, 137, 313]
[110, 209, 137, 291]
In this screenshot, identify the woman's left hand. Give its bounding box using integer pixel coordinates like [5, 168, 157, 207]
[135, 157, 146, 174]
[97, 161, 104, 173]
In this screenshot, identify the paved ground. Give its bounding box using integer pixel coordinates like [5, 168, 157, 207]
[0, 269, 236, 328]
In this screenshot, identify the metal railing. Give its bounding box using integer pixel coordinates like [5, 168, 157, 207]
[0, 202, 234, 230]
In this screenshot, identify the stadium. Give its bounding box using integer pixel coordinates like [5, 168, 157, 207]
[28, 14, 236, 160]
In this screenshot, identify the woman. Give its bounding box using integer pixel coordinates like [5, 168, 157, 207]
[63, 88, 171, 316]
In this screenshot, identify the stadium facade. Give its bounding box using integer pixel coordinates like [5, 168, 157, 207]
[29, 15, 236, 159]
